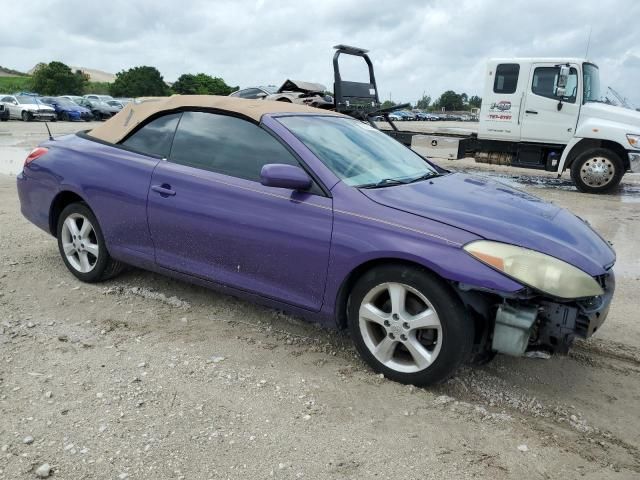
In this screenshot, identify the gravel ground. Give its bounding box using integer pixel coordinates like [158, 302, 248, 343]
[1, 121, 639, 479]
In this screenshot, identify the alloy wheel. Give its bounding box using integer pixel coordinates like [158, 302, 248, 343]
[60, 213, 99, 273]
[358, 282, 442, 373]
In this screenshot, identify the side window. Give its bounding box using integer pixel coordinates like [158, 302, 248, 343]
[532, 67, 578, 103]
[169, 111, 299, 182]
[121, 112, 182, 158]
[493, 64, 520, 94]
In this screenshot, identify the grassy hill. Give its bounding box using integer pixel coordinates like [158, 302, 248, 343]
[0, 76, 111, 95]
[0, 76, 32, 93]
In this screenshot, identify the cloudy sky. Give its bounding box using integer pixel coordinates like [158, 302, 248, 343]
[2, 0, 639, 106]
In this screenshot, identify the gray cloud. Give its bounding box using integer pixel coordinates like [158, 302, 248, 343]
[1, 0, 639, 106]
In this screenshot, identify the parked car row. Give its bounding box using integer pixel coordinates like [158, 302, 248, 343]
[0, 93, 132, 122]
[372, 111, 477, 122]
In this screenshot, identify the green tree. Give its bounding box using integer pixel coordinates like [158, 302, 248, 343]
[433, 90, 464, 111]
[416, 94, 431, 110]
[172, 73, 237, 95]
[31, 61, 88, 95]
[468, 95, 482, 108]
[110, 66, 169, 97]
[381, 100, 396, 109]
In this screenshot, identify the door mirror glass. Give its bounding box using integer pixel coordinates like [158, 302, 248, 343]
[260, 164, 312, 190]
[555, 65, 570, 97]
[255, 92, 268, 99]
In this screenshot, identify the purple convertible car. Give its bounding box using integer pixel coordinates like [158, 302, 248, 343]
[17, 95, 615, 385]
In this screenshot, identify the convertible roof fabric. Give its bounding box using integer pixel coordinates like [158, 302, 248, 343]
[88, 94, 345, 144]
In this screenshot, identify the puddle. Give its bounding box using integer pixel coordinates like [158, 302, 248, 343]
[0, 146, 29, 175]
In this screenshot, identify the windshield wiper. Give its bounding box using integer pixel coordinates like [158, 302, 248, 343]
[405, 172, 443, 184]
[357, 178, 409, 189]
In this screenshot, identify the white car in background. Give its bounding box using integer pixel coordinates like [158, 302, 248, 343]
[0, 94, 56, 121]
[230, 79, 334, 109]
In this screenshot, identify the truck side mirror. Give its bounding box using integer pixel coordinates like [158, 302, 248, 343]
[555, 65, 570, 98]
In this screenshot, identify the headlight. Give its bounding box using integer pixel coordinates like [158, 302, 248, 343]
[627, 134, 640, 149]
[464, 240, 603, 299]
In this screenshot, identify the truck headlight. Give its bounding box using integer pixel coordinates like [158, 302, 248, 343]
[464, 240, 603, 299]
[627, 134, 640, 149]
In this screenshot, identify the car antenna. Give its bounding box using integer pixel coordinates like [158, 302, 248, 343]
[44, 121, 54, 141]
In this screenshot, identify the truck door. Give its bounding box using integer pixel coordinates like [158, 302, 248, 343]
[478, 62, 526, 142]
[521, 63, 580, 144]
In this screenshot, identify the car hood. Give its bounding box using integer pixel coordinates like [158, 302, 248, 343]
[580, 102, 640, 128]
[361, 173, 615, 276]
[23, 104, 55, 111]
[277, 79, 326, 94]
[62, 106, 90, 113]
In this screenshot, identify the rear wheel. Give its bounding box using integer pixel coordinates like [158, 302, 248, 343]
[347, 265, 474, 386]
[570, 148, 624, 194]
[56, 203, 124, 282]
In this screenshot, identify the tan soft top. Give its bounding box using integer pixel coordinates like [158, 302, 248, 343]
[88, 95, 345, 144]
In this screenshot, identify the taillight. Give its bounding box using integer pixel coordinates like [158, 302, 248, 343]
[25, 147, 48, 166]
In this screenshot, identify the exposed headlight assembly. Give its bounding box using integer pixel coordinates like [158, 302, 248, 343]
[464, 240, 603, 299]
[627, 134, 640, 149]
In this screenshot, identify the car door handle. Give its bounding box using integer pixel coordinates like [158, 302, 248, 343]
[151, 184, 176, 196]
[525, 110, 538, 114]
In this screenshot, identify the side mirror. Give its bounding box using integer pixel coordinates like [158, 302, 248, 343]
[555, 65, 570, 98]
[255, 92, 268, 99]
[260, 164, 312, 191]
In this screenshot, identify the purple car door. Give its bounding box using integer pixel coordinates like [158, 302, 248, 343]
[145, 111, 333, 311]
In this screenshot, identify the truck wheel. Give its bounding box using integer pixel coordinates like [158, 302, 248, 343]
[570, 148, 624, 194]
[347, 265, 474, 386]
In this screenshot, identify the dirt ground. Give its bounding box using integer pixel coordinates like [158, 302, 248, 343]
[1, 121, 639, 479]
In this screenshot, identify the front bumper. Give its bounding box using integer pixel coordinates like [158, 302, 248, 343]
[30, 111, 57, 120]
[629, 152, 640, 173]
[491, 270, 615, 356]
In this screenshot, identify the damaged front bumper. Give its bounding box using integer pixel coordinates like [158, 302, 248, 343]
[491, 270, 615, 356]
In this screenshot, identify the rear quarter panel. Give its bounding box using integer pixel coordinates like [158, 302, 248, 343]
[19, 134, 160, 264]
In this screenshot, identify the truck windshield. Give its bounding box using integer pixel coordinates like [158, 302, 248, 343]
[277, 116, 438, 187]
[583, 63, 601, 103]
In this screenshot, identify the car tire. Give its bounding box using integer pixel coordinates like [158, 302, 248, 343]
[570, 148, 624, 194]
[347, 265, 474, 386]
[0, 118, 7, 122]
[56, 203, 124, 283]
[60, 112, 69, 122]
[22, 111, 31, 122]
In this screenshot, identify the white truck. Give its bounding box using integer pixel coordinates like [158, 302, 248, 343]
[331, 47, 640, 194]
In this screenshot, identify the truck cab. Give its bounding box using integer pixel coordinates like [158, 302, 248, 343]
[478, 58, 640, 193]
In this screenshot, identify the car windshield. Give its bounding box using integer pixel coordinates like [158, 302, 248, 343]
[17, 95, 40, 104]
[278, 116, 439, 187]
[583, 63, 601, 103]
[54, 98, 76, 107]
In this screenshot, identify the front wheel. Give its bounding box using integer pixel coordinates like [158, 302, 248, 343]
[570, 148, 624, 194]
[56, 203, 124, 282]
[60, 111, 69, 122]
[22, 111, 31, 122]
[347, 265, 474, 386]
